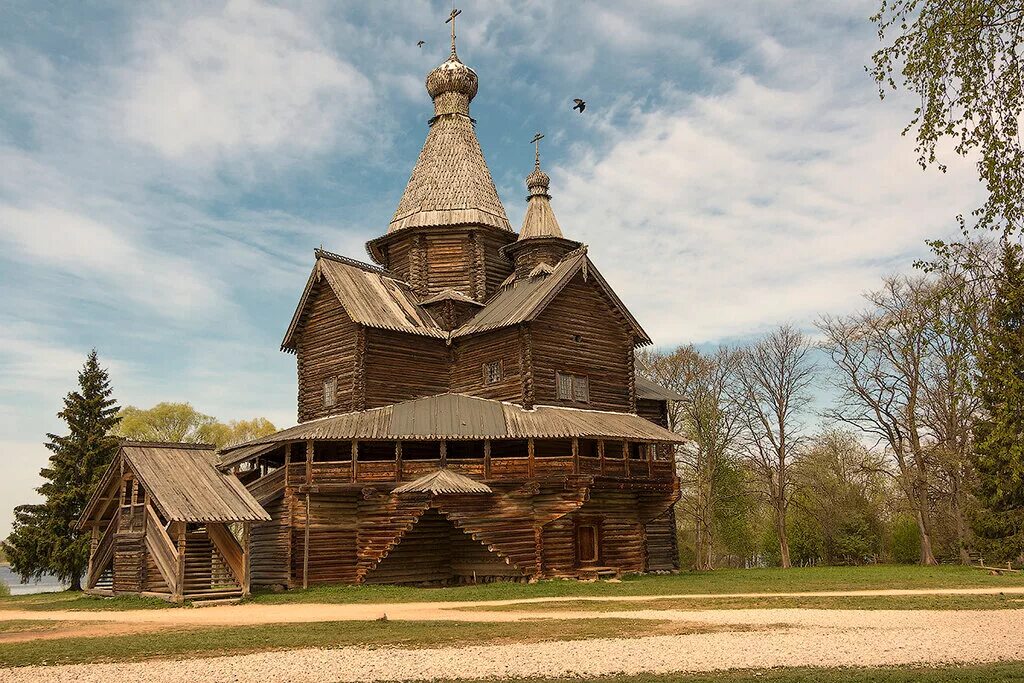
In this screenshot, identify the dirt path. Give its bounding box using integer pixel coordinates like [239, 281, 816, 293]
[3, 586, 1024, 627]
[2, 608, 1023, 682]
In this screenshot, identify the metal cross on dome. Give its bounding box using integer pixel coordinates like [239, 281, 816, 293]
[446, 7, 462, 56]
[531, 132, 545, 170]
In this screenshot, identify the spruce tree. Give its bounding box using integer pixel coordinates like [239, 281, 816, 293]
[2, 350, 120, 590]
[972, 242, 1024, 561]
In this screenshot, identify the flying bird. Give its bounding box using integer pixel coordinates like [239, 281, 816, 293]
[572, 98, 586, 113]
[417, 40, 426, 48]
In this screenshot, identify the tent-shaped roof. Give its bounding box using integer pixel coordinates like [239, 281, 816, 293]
[80, 442, 270, 525]
[219, 393, 684, 468]
[387, 51, 511, 234]
[392, 468, 492, 495]
[282, 250, 445, 351]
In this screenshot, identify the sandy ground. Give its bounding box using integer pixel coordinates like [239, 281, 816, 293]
[1, 608, 1023, 682]
[2, 586, 1024, 628]
[3, 589, 1024, 681]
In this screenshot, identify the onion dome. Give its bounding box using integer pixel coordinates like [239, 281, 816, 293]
[519, 159, 564, 240]
[426, 54, 479, 117]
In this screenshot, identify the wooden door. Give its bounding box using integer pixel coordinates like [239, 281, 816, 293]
[576, 524, 599, 565]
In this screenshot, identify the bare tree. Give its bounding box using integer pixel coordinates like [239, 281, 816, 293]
[819, 276, 940, 565]
[640, 346, 744, 570]
[735, 326, 816, 568]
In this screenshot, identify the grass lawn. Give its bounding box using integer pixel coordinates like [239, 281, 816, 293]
[0, 618, 732, 667]
[470, 592, 1024, 612]
[246, 564, 1024, 606]
[1, 565, 1020, 612]
[455, 662, 1024, 682]
[0, 591, 177, 612]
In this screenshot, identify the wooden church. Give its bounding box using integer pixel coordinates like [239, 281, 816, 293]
[79, 16, 683, 600]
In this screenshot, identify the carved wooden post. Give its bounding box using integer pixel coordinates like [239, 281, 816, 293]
[242, 522, 251, 597]
[527, 438, 535, 479]
[647, 442, 654, 478]
[284, 442, 291, 487]
[572, 438, 579, 475]
[483, 439, 491, 479]
[303, 493, 311, 590]
[351, 439, 358, 482]
[174, 523, 186, 603]
[395, 441, 403, 482]
[87, 524, 99, 590]
[305, 440, 313, 485]
[440, 440, 448, 467]
[598, 440, 605, 475]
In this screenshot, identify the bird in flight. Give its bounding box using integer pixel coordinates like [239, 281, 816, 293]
[417, 40, 426, 48]
[573, 98, 586, 113]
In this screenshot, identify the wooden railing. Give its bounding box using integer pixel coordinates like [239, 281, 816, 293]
[144, 504, 179, 595]
[248, 467, 285, 503]
[207, 523, 244, 585]
[87, 512, 119, 589]
[280, 445, 676, 487]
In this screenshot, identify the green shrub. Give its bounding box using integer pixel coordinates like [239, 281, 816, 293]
[888, 515, 922, 564]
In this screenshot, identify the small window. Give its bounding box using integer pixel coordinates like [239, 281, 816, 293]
[483, 360, 502, 385]
[323, 377, 337, 408]
[573, 375, 589, 403]
[557, 371, 573, 400]
[557, 371, 590, 403]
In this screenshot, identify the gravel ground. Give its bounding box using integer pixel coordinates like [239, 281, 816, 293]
[2, 608, 1023, 682]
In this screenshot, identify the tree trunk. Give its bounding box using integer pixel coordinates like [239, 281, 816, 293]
[914, 508, 938, 566]
[776, 503, 791, 568]
[69, 573, 82, 592]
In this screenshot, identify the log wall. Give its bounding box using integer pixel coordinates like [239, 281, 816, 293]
[250, 496, 290, 587]
[531, 274, 635, 412]
[296, 285, 358, 422]
[450, 327, 523, 401]
[364, 330, 449, 408]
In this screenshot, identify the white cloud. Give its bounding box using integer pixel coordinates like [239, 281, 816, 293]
[553, 75, 981, 345]
[119, 0, 374, 164]
[0, 205, 218, 316]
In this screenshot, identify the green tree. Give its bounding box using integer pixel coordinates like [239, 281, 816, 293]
[871, 1, 1024, 237]
[1, 350, 120, 590]
[972, 242, 1024, 560]
[114, 402, 277, 448]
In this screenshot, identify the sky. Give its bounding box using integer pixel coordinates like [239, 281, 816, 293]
[0, 0, 982, 540]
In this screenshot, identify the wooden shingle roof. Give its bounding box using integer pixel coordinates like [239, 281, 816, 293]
[82, 442, 270, 524]
[388, 91, 510, 234]
[636, 376, 686, 401]
[282, 251, 445, 351]
[219, 393, 684, 468]
[451, 248, 651, 345]
[392, 468, 492, 495]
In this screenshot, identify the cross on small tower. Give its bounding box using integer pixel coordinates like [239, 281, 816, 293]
[446, 7, 462, 57]
[531, 132, 545, 170]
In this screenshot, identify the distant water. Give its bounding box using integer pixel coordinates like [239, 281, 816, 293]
[0, 564, 67, 595]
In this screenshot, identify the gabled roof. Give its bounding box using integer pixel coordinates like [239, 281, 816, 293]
[393, 468, 492, 495]
[282, 250, 445, 351]
[80, 442, 270, 525]
[451, 247, 652, 345]
[636, 376, 686, 402]
[218, 393, 684, 468]
[421, 288, 484, 306]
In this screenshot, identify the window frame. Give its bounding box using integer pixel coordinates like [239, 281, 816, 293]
[557, 371, 590, 404]
[323, 376, 337, 408]
[482, 359, 503, 385]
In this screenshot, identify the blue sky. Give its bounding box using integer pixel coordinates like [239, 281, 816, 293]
[0, 1, 981, 540]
